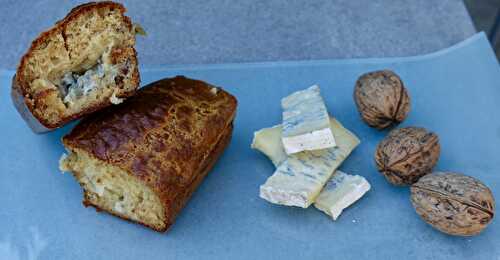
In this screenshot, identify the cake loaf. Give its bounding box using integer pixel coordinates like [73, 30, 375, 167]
[60, 76, 237, 232]
[12, 1, 140, 133]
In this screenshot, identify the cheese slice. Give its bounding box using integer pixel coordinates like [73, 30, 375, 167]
[281, 85, 336, 154]
[260, 149, 338, 207]
[257, 117, 360, 208]
[253, 119, 370, 218]
[314, 171, 370, 220]
[251, 124, 287, 167]
[252, 117, 359, 168]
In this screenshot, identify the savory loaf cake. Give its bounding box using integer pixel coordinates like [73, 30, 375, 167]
[60, 76, 237, 232]
[12, 1, 141, 133]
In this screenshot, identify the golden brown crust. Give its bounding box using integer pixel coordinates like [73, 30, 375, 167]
[63, 76, 238, 231]
[11, 76, 51, 132]
[12, 1, 137, 133]
[81, 123, 233, 232]
[64, 2, 127, 23]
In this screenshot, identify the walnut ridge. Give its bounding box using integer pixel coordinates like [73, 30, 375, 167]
[411, 172, 495, 236]
[354, 70, 410, 129]
[375, 127, 440, 186]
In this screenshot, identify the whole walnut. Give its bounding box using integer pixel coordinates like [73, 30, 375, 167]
[354, 70, 410, 129]
[411, 172, 495, 236]
[375, 127, 440, 185]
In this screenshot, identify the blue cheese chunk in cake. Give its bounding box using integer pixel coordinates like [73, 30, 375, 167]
[281, 85, 336, 154]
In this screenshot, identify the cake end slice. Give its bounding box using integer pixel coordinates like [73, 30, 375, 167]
[12, 1, 140, 133]
[60, 148, 167, 231]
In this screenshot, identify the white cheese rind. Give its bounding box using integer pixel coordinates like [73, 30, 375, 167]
[313, 171, 370, 220]
[257, 117, 360, 208]
[281, 85, 336, 154]
[282, 128, 336, 154]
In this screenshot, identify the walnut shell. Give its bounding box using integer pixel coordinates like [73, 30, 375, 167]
[354, 70, 410, 129]
[411, 172, 495, 236]
[375, 127, 440, 185]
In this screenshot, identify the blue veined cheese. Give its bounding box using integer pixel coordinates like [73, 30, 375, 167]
[62, 63, 105, 104]
[252, 117, 359, 168]
[257, 117, 360, 208]
[314, 171, 370, 220]
[281, 85, 336, 154]
[253, 119, 369, 217]
[260, 149, 337, 207]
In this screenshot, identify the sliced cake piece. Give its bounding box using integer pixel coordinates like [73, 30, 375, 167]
[12, 1, 141, 133]
[281, 85, 336, 154]
[257, 117, 360, 208]
[60, 76, 237, 232]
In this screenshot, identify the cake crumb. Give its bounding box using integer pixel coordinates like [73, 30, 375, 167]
[58, 153, 69, 174]
[110, 91, 124, 104]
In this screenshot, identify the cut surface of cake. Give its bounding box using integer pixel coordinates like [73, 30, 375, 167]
[12, 1, 141, 132]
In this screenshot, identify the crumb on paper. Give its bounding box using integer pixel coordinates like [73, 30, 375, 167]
[133, 23, 147, 36]
[58, 153, 68, 174]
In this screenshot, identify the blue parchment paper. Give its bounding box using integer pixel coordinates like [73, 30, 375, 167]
[0, 33, 499, 260]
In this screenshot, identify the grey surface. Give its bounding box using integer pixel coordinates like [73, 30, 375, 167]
[464, 0, 500, 34]
[0, 0, 476, 70]
[464, 0, 500, 58]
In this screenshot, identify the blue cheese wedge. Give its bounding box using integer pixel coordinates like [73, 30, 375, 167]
[257, 117, 360, 208]
[314, 171, 370, 220]
[253, 119, 369, 217]
[260, 149, 339, 207]
[281, 85, 336, 154]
